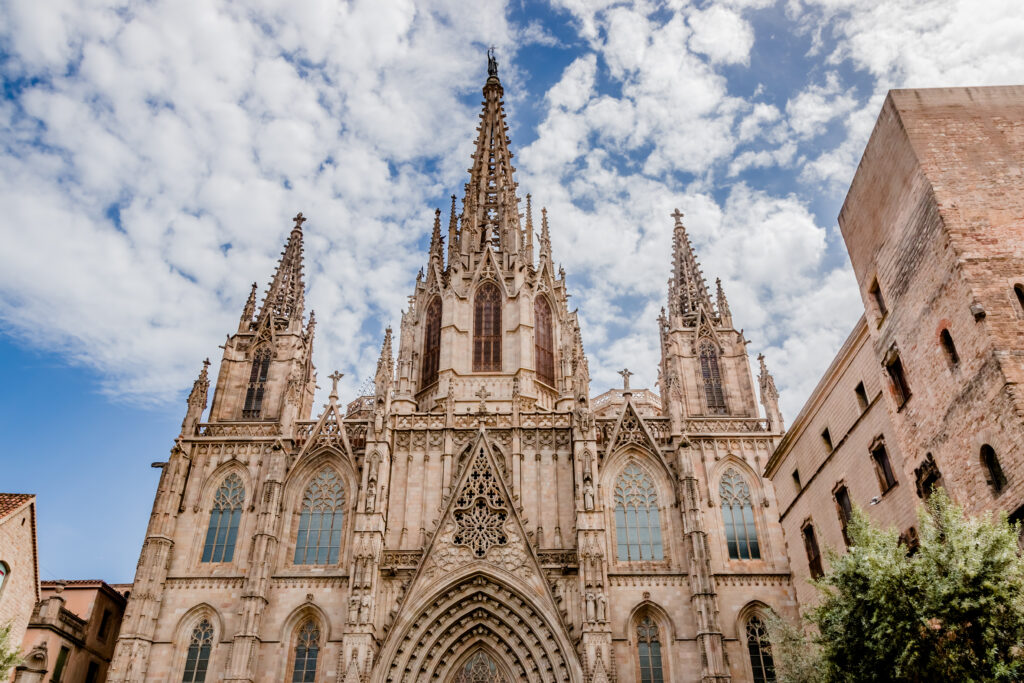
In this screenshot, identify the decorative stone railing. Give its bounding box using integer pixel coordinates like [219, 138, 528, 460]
[196, 422, 280, 438]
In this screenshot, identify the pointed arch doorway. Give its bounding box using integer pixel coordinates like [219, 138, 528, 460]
[450, 647, 514, 683]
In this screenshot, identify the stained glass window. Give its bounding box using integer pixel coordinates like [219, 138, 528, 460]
[614, 464, 663, 562]
[638, 616, 664, 683]
[202, 474, 244, 563]
[473, 283, 502, 371]
[291, 620, 320, 682]
[453, 650, 508, 683]
[699, 340, 727, 414]
[182, 619, 213, 683]
[243, 346, 272, 418]
[720, 469, 760, 560]
[534, 296, 555, 386]
[746, 615, 776, 683]
[421, 297, 442, 389]
[294, 470, 345, 565]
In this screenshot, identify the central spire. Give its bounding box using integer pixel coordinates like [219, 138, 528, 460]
[668, 209, 713, 323]
[460, 49, 522, 259]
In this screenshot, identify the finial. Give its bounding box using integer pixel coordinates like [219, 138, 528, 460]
[328, 370, 344, 399]
[487, 46, 498, 77]
[671, 208, 684, 226]
[293, 212, 306, 229]
[618, 368, 634, 391]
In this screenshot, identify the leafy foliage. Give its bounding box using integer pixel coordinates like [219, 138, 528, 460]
[773, 489, 1024, 682]
[0, 621, 21, 678]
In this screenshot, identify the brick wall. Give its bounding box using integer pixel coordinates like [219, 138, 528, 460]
[0, 498, 38, 653]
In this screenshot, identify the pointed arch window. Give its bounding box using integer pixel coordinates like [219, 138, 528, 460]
[202, 474, 244, 563]
[421, 297, 442, 389]
[699, 339, 727, 414]
[534, 296, 555, 386]
[720, 469, 760, 560]
[453, 650, 509, 683]
[981, 445, 1007, 494]
[243, 346, 272, 418]
[746, 615, 776, 683]
[637, 616, 664, 683]
[182, 619, 214, 683]
[291, 620, 320, 682]
[473, 283, 502, 372]
[294, 469, 345, 565]
[614, 464, 663, 562]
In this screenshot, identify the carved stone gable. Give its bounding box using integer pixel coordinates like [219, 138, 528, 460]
[607, 400, 661, 455]
[453, 448, 510, 557]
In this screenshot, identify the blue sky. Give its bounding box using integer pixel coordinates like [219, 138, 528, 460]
[2, 0, 1023, 582]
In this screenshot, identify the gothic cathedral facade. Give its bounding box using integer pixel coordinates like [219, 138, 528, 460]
[109, 56, 796, 683]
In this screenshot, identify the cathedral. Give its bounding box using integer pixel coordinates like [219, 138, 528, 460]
[108, 54, 796, 683]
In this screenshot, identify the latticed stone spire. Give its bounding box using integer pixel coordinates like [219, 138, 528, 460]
[447, 194, 459, 267]
[539, 206, 552, 264]
[376, 327, 393, 381]
[668, 209, 713, 322]
[462, 50, 521, 257]
[758, 353, 784, 431]
[187, 358, 211, 409]
[257, 212, 307, 328]
[429, 208, 444, 266]
[239, 282, 257, 330]
[524, 193, 535, 265]
[715, 277, 731, 324]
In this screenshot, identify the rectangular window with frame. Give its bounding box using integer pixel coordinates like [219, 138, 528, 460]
[885, 352, 911, 407]
[871, 441, 897, 493]
[85, 661, 100, 683]
[854, 381, 868, 411]
[53, 646, 70, 681]
[97, 608, 113, 641]
[834, 485, 853, 546]
[792, 469, 801, 490]
[802, 522, 824, 579]
[869, 278, 887, 319]
[821, 428, 833, 452]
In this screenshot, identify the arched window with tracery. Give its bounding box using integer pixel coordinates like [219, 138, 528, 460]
[720, 468, 760, 560]
[699, 339, 727, 414]
[294, 469, 345, 565]
[453, 650, 509, 683]
[746, 615, 776, 683]
[473, 282, 502, 372]
[182, 619, 214, 683]
[421, 297, 442, 389]
[202, 474, 244, 563]
[291, 620, 320, 682]
[534, 296, 555, 386]
[637, 616, 664, 683]
[243, 345, 272, 418]
[614, 464, 663, 562]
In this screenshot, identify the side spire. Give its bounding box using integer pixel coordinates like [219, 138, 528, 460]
[238, 282, 257, 331]
[758, 353, 784, 433]
[669, 209, 712, 323]
[539, 206, 552, 264]
[430, 208, 443, 265]
[715, 277, 732, 326]
[447, 194, 459, 267]
[525, 193, 535, 265]
[257, 212, 307, 329]
[181, 358, 211, 435]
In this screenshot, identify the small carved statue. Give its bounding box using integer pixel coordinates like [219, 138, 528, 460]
[585, 592, 596, 622]
[365, 484, 377, 513]
[348, 594, 360, 623]
[597, 592, 607, 622]
[583, 479, 595, 511]
[359, 593, 372, 623]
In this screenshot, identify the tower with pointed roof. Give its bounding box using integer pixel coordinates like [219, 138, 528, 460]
[110, 55, 795, 683]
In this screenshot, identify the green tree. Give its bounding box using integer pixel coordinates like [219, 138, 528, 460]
[0, 621, 21, 679]
[773, 489, 1024, 683]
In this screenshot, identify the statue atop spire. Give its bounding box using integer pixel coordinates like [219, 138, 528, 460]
[487, 46, 499, 78]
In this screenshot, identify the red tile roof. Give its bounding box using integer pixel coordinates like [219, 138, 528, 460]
[0, 493, 34, 521]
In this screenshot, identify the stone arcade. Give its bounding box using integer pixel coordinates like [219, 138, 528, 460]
[108, 55, 796, 683]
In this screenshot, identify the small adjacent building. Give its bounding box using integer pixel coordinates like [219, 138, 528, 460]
[0, 494, 39, 653]
[15, 581, 129, 683]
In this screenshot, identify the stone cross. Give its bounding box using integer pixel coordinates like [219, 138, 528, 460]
[475, 386, 491, 413]
[618, 368, 633, 391]
[671, 208, 684, 224]
[293, 212, 306, 228]
[328, 370, 344, 398]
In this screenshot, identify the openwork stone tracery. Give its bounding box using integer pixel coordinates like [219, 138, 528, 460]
[453, 448, 509, 557]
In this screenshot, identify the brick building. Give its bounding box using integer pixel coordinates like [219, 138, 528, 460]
[767, 85, 1024, 601]
[14, 581, 129, 683]
[0, 494, 39, 657]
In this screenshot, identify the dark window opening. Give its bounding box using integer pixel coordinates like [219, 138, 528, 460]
[802, 522, 824, 579]
[870, 278, 887, 319]
[981, 444, 1007, 494]
[242, 346, 272, 419]
[900, 526, 920, 555]
[473, 283, 502, 372]
[421, 297, 442, 389]
[821, 428, 833, 452]
[915, 453, 944, 500]
[1014, 283, 1024, 315]
[940, 329, 960, 367]
[792, 469, 801, 490]
[885, 351, 911, 407]
[85, 662, 100, 683]
[854, 382, 869, 411]
[53, 646, 70, 681]
[699, 340, 727, 415]
[871, 442, 897, 493]
[834, 485, 853, 547]
[98, 608, 113, 640]
[534, 296, 555, 387]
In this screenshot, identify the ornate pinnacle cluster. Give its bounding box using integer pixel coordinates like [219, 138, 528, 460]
[256, 213, 307, 327]
[668, 209, 722, 324]
[187, 358, 211, 409]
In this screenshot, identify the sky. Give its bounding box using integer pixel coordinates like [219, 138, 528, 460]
[2, 0, 1023, 582]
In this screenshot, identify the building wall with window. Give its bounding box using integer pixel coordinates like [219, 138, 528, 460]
[14, 581, 128, 683]
[765, 317, 917, 608]
[0, 494, 38, 658]
[839, 86, 1024, 525]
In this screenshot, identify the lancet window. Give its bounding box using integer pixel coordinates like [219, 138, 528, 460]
[294, 469, 345, 565]
[202, 474, 244, 563]
[242, 346, 272, 418]
[291, 620, 320, 682]
[720, 469, 760, 560]
[473, 282, 502, 372]
[182, 619, 214, 683]
[421, 297, 442, 389]
[453, 651, 509, 683]
[637, 616, 665, 683]
[534, 296, 555, 386]
[699, 339, 727, 414]
[614, 463, 664, 562]
[746, 615, 776, 683]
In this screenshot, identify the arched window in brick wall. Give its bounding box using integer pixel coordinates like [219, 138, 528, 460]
[534, 296, 555, 386]
[981, 444, 1007, 494]
[202, 474, 244, 563]
[243, 345, 272, 418]
[182, 619, 214, 683]
[291, 620, 320, 682]
[614, 464, 663, 561]
[421, 297, 442, 389]
[294, 469, 346, 565]
[473, 283, 502, 372]
[746, 615, 776, 683]
[699, 339, 727, 414]
[720, 469, 760, 560]
[637, 616, 665, 683]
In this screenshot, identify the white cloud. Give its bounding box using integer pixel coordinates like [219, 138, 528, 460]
[687, 5, 755, 65]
